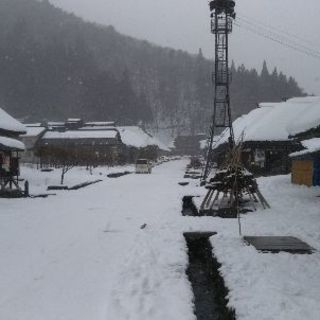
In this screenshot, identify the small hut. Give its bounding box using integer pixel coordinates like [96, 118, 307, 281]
[0, 108, 26, 195]
[290, 138, 320, 187]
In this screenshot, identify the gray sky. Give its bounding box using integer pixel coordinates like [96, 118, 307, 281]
[50, 0, 320, 94]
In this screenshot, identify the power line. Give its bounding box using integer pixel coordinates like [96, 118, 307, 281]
[236, 16, 320, 57]
[238, 13, 316, 48]
[234, 21, 320, 61]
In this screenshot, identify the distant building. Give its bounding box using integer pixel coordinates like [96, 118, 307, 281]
[0, 108, 26, 193]
[174, 134, 206, 156]
[27, 119, 169, 166]
[117, 126, 170, 162]
[20, 124, 47, 164]
[39, 128, 123, 166]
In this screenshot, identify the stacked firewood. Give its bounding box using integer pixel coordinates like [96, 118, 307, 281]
[200, 141, 270, 216]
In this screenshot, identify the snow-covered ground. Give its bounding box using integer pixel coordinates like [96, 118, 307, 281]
[20, 164, 134, 194]
[0, 160, 320, 320]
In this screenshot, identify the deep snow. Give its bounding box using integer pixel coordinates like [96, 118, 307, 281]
[0, 160, 319, 320]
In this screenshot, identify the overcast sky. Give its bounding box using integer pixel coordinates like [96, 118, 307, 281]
[50, 0, 320, 94]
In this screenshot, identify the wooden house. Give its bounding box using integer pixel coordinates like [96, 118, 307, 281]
[0, 108, 26, 194]
[38, 128, 123, 166]
[211, 97, 320, 176]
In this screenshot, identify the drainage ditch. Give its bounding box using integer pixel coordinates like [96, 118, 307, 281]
[184, 232, 236, 320]
[182, 196, 199, 216]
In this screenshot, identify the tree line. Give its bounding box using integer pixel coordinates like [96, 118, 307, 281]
[0, 0, 304, 135]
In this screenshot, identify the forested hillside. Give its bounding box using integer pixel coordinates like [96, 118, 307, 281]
[0, 0, 303, 134]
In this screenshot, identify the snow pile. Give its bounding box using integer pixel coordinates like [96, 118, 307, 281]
[20, 164, 134, 194]
[0, 136, 25, 151]
[118, 126, 170, 151]
[209, 175, 320, 320]
[214, 96, 320, 149]
[0, 108, 26, 133]
[290, 138, 320, 157]
[43, 130, 119, 140]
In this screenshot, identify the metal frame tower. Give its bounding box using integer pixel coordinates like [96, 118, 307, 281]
[203, 0, 236, 179]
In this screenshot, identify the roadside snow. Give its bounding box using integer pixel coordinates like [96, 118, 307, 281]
[210, 175, 320, 320]
[20, 164, 134, 194]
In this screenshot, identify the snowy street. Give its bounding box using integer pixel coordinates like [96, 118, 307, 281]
[1, 160, 320, 320]
[0, 160, 196, 320]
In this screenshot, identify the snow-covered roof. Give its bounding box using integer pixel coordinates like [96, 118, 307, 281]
[67, 118, 82, 122]
[43, 130, 119, 140]
[214, 96, 320, 149]
[47, 122, 65, 127]
[21, 126, 46, 137]
[0, 136, 25, 151]
[290, 138, 320, 158]
[79, 126, 117, 131]
[0, 108, 26, 134]
[118, 126, 170, 151]
[24, 123, 43, 127]
[85, 121, 115, 127]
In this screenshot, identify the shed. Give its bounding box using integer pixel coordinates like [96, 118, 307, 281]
[290, 138, 320, 187]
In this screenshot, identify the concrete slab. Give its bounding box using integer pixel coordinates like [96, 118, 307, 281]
[244, 236, 315, 254]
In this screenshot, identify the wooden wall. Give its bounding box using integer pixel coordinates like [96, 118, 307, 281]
[291, 160, 313, 187]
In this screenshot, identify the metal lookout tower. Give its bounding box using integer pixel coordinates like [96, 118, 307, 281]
[199, 0, 270, 217]
[203, 0, 236, 179]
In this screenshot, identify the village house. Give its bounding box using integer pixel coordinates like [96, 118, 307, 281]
[173, 134, 207, 156]
[27, 118, 169, 166]
[38, 128, 123, 167]
[117, 126, 170, 162]
[0, 108, 26, 195]
[20, 124, 47, 164]
[211, 96, 320, 176]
